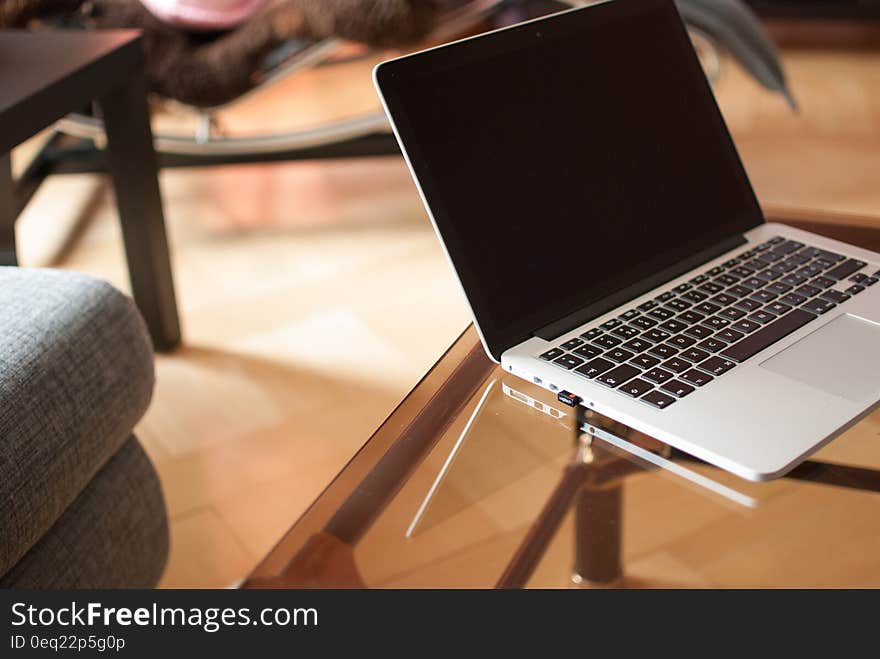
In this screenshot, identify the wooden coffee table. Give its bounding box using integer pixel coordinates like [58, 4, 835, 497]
[0, 30, 180, 350]
[244, 214, 880, 589]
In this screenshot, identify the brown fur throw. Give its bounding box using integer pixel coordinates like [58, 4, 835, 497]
[1, 0, 439, 106]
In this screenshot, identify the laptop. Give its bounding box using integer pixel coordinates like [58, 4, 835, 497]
[374, 0, 880, 480]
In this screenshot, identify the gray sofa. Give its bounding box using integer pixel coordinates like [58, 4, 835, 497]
[0, 267, 168, 587]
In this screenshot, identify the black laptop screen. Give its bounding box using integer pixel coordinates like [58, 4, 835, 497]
[377, 0, 763, 360]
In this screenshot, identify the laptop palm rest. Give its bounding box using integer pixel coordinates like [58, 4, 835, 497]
[760, 314, 880, 404]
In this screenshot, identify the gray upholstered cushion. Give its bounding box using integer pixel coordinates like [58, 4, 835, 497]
[0, 267, 155, 577]
[0, 436, 168, 588]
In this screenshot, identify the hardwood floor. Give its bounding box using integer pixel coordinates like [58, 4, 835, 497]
[11, 43, 880, 587]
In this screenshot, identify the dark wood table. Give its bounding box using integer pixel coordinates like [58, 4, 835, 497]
[0, 30, 180, 351]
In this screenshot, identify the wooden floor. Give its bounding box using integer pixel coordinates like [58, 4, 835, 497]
[11, 44, 880, 587]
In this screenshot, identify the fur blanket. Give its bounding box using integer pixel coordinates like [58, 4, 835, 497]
[1, 0, 439, 106]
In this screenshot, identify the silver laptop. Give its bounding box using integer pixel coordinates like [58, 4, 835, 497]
[374, 0, 880, 480]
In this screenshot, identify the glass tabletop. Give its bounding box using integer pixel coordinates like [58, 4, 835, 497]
[245, 320, 880, 588]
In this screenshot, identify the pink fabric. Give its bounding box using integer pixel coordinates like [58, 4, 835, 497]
[139, 0, 267, 31]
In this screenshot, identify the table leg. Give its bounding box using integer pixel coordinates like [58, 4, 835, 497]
[0, 153, 17, 266]
[98, 73, 180, 351]
[572, 483, 623, 585]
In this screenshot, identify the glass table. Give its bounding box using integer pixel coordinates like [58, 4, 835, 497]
[244, 309, 880, 588]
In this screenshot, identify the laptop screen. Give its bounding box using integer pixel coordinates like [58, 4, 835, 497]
[376, 0, 763, 360]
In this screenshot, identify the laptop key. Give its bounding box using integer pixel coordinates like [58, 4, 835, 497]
[665, 299, 691, 313]
[731, 318, 761, 334]
[798, 263, 824, 277]
[678, 310, 706, 325]
[668, 335, 697, 349]
[780, 292, 807, 307]
[606, 348, 635, 363]
[611, 325, 640, 339]
[630, 353, 661, 370]
[593, 334, 622, 349]
[765, 302, 792, 316]
[660, 380, 696, 398]
[741, 277, 766, 290]
[863, 277, 877, 286]
[580, 327, 603, 340]
[672, 284, 692, 294]
[656, 291, 676, 302]
[574, 344, 603, 360]
[690, 274, 710, 285]
[641, 390, 676, 409]
[773, 240, 803, 255]
[600, 318, 622, 330]
[794, 284, 821, 298]
[715, 328, 744, 343]
[681, 290, 709, 304]
[648, 343, 677, 359]
[850, 273, 868, 284]
[620, 308, 641, 320]
[698, 282, 725, 294]
[819, 289, 850, 305]
[659, 319, 688, 333]
[661, 357, 690, 374]
[574, 357, 615, 379]
[825, 259, 867, 281]
[619, 378, 655, 398]
[636, 300, 658, 312]
[553, 354, 585, 370]
[765, 282, 793, 296]
[718, 306, 746, 321]
[697, 356, 736, 376]
[643, 329, 672, 344]
[750, 290, 777, 303]
[680, 369, 713, 387]
[720, 309, 816, 363]
[701, 316, 730, 330]
[730, 267, 754, 279]
[811, 276, 836, 289]
[695, 338, 725, 353]
[595, 364, 641, 388]
[681, 347, 711, 363]
[756, 269, 782, 281]
[622, 338, 652, 353]
[846, 284, 866, 295]
[710, 293, 738, 307]
[726, 284, 752, 298]
[540, 348, 565, 361]
[693, 302, 722, 316]
[801, 298, 836, 315]
[714, 274, 739, 287]
[648, 307, 675, 321]
[560, 338, 584, 350]
[643, 367, 674, 384]
[734, 298, 762, 312]
[780, 273, 809, 287]
[748, 310, 776, 324]
[683, 324, 713, 339]
[630, 316, 658, 330]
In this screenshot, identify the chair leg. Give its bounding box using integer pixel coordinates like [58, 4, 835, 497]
[0, 153, 17, 266]
[97, 72, 181, 351]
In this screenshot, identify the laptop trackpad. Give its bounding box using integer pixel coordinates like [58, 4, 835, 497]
[760, 314, 880, 404]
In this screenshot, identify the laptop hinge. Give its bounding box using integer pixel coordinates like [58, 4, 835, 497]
[534, 233, 747, 342]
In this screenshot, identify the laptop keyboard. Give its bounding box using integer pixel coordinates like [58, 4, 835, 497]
[539, 236, 879, 410]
